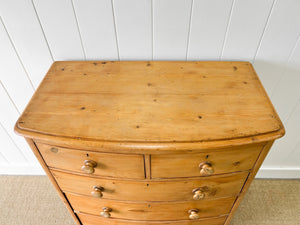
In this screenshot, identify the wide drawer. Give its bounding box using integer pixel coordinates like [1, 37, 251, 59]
[53, 170, 248, 201]
[36, 142, 144, 179]
[151, 144, 263, 178]
[77, 212, 227, 225]
[66, 193, 235, 221]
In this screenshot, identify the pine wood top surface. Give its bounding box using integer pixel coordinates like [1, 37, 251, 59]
[16, 61, 284, 145]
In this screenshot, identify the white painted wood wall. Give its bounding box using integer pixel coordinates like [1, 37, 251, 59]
[0, 0, 299, 178]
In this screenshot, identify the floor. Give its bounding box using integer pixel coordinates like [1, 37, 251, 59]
[0, 176, 299, 225]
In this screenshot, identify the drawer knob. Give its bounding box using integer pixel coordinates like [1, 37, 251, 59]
[81, 160, 97, 174]
[199, 162, 214, 176]
[91, 186, 104, 198]
[192, 188, 205, 200]
[100, 207, 112, 218]
[188, 209, 200, 220]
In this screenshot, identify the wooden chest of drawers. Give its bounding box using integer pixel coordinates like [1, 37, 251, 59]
[15, 61, 284, 225]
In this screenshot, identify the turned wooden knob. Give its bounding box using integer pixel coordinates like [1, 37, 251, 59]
[192, 188, 205, 200]
[189, 209, 200, 220]
[100, 207, 112, 218]
[81, 160, 97, 174]
[91, 186, 104, 198]
[199, 162, 214, 176]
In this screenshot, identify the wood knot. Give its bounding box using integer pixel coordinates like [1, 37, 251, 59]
[233, 161, 240, 166]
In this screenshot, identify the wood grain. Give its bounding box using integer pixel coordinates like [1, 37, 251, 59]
[37, 142, 145, 179]
[15, 61, 284, 146]
[25, 138, 81, 225]
[151, 144, 262, 178]
[52, 170, 248, 201]
[224, 141, 274, 225]
[77, 212, 227, 225]
[14, 61, 285, 225]
[66, 192, 235, 221]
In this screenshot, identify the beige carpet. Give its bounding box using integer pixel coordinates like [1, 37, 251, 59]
[0, 176, 299, 225]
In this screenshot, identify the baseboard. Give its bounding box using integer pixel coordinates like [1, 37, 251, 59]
[256, 167, 300, 179]
[0, 164, 45, 175]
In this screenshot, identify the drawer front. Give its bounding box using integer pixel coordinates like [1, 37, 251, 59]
[36, 143, 144, 179]
[53, 170, 248, 201]
[77, 212, 227, 225]
[66, 193, 235, 221]
[151, 144, 263, 178]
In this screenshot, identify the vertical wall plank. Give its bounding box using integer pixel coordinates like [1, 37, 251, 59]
[0, 151, 8, 165]
[253, 0, 300, 94]
[0, 18, 34, 112]
[113, 0, 152, 60]
[281, 101, 300, 167]
[0, 0, 299, 176]
[0, 123, 27, 164]
[153, 0, 192, 60]
[287, 138, 300, 167]
[271, 37, 300, 121]
[221, 0, 274, 61]
[33, 0, 85, 60]
[188, 0, 233, 60]
[0, 83, 38, 164]
[0, 0, 53, 88]
[263, 101, 300, 168]
[72, 0, 119, 60]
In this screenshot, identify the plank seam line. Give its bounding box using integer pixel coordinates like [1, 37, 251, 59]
[151, 0, 154, 61]
[0, 82, 33, 163]
[111, 0, 120, 61]
[283, 99, 300, 125]
[0, 17, 35, 91]
[270, 33, 300, 97]
[185, 0, 194, 61]
[219, 0, 235, 60]
[31, 0, 54, 62]
[280, 100, 300, 163]
[0, 134, 10, 163]
[252, 0, 277, 63]
[70, 0, 87, 60]
[0, 122, 28, 163]
[289, 134, 300, 160]
[0, 81, 21, 115]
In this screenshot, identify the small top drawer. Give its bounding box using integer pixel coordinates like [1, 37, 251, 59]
[36, 143, 145, 179]
[151, 144, 263, 178]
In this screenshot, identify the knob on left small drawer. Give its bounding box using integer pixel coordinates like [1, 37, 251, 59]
[81, 160, 97, 174]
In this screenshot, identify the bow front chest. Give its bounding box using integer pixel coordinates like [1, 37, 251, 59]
[15, 61, 285, 225]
